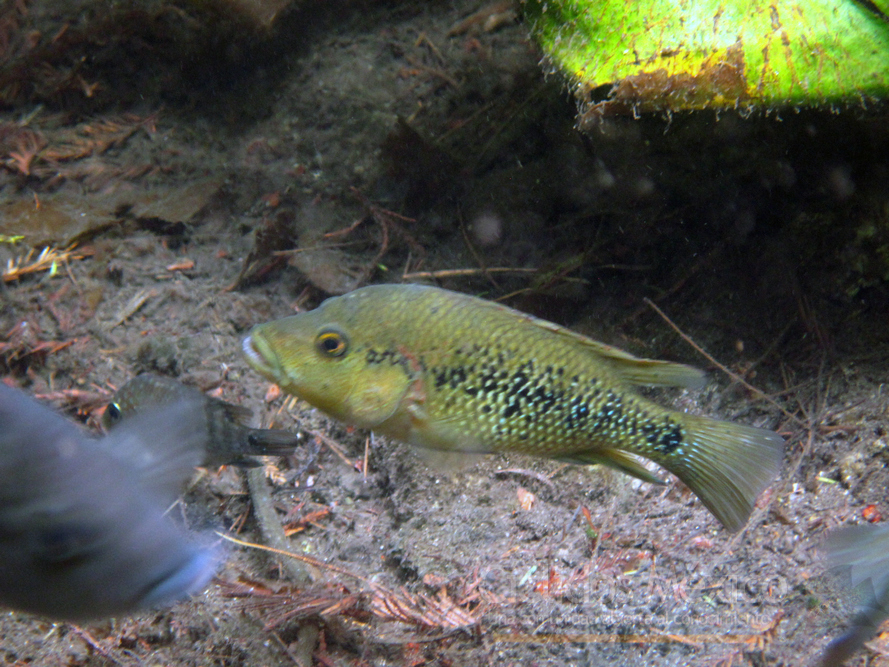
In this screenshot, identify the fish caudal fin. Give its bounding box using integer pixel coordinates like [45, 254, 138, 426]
[659, 415, 783, 532]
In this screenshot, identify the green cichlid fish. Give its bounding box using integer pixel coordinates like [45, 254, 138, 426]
[242, 284, 783, 532]
[104, 373, 298, 468]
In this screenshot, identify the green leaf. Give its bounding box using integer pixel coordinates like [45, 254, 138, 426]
[522, 0, 889, 116]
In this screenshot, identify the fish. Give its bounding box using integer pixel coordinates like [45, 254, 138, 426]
[103, 373, 299, 468]
[0, 382, 218, 621]
[241, 284, 783, 532]
[819, 524, 889, 666]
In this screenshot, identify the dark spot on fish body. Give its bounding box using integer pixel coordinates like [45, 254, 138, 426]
[656, 421, 683, 454]
[642, 423, 660, 446]
[627, 416, 639, 437]
[577, 389, 622, 432]
[565, 396, 590, 430]
[507, 370, 529, 397]
[502, 402, 520, 419]
[479, 369, 501, 393]
[640, 419, 684, 454]
[366, 347, 397, 365]
[532, 386, 557, 414]
[366, 347, 416, 379]
[432, 365, 470, 391]
[449, 366, 467, 389]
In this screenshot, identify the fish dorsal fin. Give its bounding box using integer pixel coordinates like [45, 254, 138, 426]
[209, 397, 253, 425]
[515, 310, 706, 390]
[99, 399, 207, 501]
[593, 353, 706, 390]
[446, 289, 705, 390]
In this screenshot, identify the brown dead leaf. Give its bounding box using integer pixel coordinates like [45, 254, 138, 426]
[166, 258, 195, 271]
[516, 486, 535, 511]
[369, 584, 477, 630]
[264, 383, 281, 402]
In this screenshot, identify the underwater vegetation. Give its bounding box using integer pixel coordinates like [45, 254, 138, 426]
[522, 0, 889, 121]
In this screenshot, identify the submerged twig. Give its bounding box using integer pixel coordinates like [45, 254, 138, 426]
[219, 532, 369, 582]
[402, 267, 538, 280]
[247, 467, 314, 585]
[219, 533, 480, 631]
[643, 298, 804, 428]
[303, 427, 353, 467]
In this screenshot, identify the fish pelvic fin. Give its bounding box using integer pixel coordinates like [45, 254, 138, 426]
[558, 450, 665, 486]
[658, 415, 783, 532]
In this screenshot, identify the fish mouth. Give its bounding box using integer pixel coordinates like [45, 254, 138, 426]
[242, 334, 274, 377]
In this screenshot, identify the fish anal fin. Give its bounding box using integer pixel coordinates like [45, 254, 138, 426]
[559, 449, 665, 486]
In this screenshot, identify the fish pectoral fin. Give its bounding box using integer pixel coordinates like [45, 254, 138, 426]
[558, 449, 665, 486]
[343, 366, 417, 428]
[381, 403, 492, 456]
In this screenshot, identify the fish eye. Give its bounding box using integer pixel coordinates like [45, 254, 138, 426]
[105, 403, 122, 424]
[316, 329, 348, 357]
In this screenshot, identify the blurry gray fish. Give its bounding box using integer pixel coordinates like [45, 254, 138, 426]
[103, 373, 298, 468]
[820, 524, 889, 666]
[0, 382, 218, 621]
